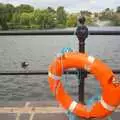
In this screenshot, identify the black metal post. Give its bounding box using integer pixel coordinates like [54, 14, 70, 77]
[76, 16, 88, 103]
[78, 43, 86, 103]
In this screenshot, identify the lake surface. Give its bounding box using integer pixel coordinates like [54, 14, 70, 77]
[0, 27, 120, 103]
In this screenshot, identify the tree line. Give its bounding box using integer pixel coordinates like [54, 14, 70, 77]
[0, 3, 120, 30]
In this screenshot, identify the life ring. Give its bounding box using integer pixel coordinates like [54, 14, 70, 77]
[48, 52, 120, 118]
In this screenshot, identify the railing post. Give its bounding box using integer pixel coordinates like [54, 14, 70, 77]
[76, 16, 88, 103]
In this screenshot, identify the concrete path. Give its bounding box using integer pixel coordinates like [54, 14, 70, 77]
[0, 101, 119, 120]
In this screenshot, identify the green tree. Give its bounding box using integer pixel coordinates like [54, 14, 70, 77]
[11, 12, 35, 29]
[47, 7, 56, 14]
[116, 6, 120, 13]
[86, 16, 94, 25]
[66, 14, 77, 27]
[0, 3, 15, 29]
[99, 8, 114, 20]
[56, 6, 67, 28]
[20, 12, 31, 26]
[80, 11, 92, 17]
[33, 9, 56, 29]
[105, 8, 110, 12]
[15, 4, 34, 13]
[0, 3, 8, 29]
[5, 4, 15, 21]
[10, 13, 21, 29]
[111, 13, 120, 26]
[12, 13, 21, 24]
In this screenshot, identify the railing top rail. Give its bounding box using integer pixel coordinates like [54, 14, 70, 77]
[0, 29, 120, 35]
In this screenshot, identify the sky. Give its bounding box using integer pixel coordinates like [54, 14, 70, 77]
[0, 0, 120, 12]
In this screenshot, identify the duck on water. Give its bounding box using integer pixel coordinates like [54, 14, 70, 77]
[21, 62, 29, 69]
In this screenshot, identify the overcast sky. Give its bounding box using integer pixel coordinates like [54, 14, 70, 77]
[0, 0, 120, 12]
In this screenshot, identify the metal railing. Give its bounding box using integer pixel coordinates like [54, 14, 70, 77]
[0, 29, 120, 103]
[0, 69, 120, 75]
[0, 29, 120, 76]
[0, 29, 120, 35]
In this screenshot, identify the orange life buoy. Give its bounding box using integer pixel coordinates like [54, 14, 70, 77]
[48, 52, 120, 118]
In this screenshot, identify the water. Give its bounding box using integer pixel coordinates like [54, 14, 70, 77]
[0, 27, 120, 103]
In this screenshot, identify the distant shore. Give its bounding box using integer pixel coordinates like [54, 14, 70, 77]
[0, 3, 120, 30]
